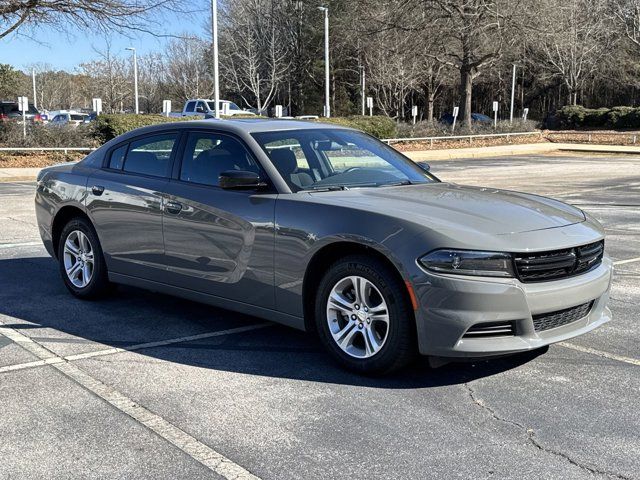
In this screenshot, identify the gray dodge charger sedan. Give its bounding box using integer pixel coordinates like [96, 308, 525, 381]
[35, 119, 613, 374]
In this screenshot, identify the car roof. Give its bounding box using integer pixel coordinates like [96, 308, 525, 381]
[112, 118, 352, 142]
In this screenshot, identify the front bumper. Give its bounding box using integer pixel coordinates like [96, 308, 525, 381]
[412, 257, 613, 357]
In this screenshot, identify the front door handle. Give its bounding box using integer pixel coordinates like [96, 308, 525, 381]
[91, 185, 105, 196]
[165, 201, 183, 214]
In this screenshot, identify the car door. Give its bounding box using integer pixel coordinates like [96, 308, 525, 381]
[86, 131, 180, 281]
[162, 130, 276, 308]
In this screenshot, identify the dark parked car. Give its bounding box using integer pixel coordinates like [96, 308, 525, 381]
[35, 119, 612, 374]
[0, 101, 42, 122]
[440, 112, 492, 125]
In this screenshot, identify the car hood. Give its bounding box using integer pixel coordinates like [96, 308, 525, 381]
[308, 183, 585, 235]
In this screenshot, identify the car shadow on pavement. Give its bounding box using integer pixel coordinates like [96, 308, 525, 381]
[0, 256, 547, 389]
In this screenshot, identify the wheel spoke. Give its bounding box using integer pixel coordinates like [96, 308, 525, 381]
[67, 261, 82, 279]
[82, 264, 92, 286]
[329, 291, 354, 314]
[64, 238, 80, 256]
[363, 327, 381, 356]
[356, 277, 370, 307]
[79, 232, 90, 252]
[334, 322, 358, 350]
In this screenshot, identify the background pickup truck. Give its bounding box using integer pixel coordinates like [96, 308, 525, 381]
[181, 99, 255, 117]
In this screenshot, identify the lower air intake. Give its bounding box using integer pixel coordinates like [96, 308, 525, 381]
[532, 301, 594, 332]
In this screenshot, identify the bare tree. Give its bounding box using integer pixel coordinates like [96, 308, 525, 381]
[527, 0, 613, 105]
[0, 0, 187, 40]
[164, 36, 214, 101]
[79, 42, 129, 113]
[219, 0, 290, 112]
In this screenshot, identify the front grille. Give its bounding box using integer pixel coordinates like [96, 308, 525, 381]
[532, 301, 593, 332]
[514, 240, 604, 283]
[463, 321, 515, 338]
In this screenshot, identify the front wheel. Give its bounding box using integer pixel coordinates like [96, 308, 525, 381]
[58, 217, 111, 299]
[314, 255, 417, 375]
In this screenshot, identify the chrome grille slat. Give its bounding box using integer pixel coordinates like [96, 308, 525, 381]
[514, 240, 604, 283]
[463, 321, 515, 338]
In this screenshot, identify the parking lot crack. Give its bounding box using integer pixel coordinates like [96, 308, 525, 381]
[464, 382, 632, 480]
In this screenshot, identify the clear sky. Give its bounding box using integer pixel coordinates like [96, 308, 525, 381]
[0, 2, 209, 72]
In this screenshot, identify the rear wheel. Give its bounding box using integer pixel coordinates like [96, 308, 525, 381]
[58, 217, 111, 299]
[315, 255, 416, 375]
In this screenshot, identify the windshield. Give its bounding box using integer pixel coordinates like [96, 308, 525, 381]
[252, 128, 437, 191]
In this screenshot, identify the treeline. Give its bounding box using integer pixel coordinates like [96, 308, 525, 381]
[2, 0, 640, 127]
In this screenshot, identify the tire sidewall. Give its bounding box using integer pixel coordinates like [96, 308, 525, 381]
[315, 256, 414, 374]
[58, 217, 107, 298]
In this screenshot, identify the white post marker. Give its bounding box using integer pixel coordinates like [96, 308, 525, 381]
[275, 105, 283, 118]
[411, 105, 418, 125]
[221, 102, 230, 116]
[510, 64, 516, 123]
[318, 6, 330, 118]
[18, 96, 28, 138]
[211, 0, 220, 119]
[452, 106, 459, 133]
[162, 100, 172, 118]
[523, 107, 529, 121]
[92, 98, 103, 116]
[366, 96, 373, 116]
[492, 101, 499, 129]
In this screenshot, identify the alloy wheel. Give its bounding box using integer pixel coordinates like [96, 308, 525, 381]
[326, 275, 389, 358]
[63, 230, 94, 288]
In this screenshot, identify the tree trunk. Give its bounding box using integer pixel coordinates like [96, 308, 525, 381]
[458, 67, 473, 127]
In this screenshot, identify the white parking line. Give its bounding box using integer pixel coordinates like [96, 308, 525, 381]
[0, 323, 271, 373]
[0, 321, 263, 479]
[0, 241, 43, 250]
[559, 342, 640, 367]
[613, 256, 640, 266]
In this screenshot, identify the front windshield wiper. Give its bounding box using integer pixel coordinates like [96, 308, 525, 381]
[378, 180, 413, 187]
[300, 184, 350, 192]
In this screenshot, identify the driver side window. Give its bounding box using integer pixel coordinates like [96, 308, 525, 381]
[180, 132, 261, 187]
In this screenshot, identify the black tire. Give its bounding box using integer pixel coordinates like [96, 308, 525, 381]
[57, 216, 111, 299]
[314, 255, 417, 375]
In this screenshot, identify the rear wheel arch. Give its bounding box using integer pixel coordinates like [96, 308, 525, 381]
[302, 241, 413, 333]
[51, 206, 92, 259]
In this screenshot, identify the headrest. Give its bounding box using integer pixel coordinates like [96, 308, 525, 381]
[269, 148, 297, 175]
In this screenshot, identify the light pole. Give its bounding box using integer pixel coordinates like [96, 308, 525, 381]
[360, 65, 365, 116]
[126, 47, 139, 114]
[509, 64, 516, 123]
[32, 69, 37, 110]
[211, 0, 220, 118]
[318, 6, 330, 117]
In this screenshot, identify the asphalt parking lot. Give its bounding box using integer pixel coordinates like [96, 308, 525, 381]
[0, 153, 639, 480]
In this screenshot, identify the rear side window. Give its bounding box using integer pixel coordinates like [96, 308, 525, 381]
[179, 132, 261, 187]
[108, 144, 127, 170]
[123, 133, 178, 177]
[185, 101, 196, 113]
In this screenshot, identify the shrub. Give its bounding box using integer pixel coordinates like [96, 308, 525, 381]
[396, 119, 538, 138]
[0, 122, 98, 148]
[90, 114, 198, 143]
[315, 115, 397, 138]
[551, 105, 640, 129]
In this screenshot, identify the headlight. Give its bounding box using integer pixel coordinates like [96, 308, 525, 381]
[419, 249, 515, 277]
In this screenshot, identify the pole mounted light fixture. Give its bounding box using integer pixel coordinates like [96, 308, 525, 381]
[318, 6, 330, 117]
[125, 47, 139, 114]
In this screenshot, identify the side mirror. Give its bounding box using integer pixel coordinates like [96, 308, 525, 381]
[416, 161, 431, 172]
[219, 170, 267, 190]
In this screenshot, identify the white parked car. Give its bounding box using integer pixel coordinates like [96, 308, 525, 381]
[182, 99, 255, 117]
[49, 112, 89, 127]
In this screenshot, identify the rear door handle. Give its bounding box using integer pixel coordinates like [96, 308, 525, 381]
[91, 185, 105, 196]
[165, 201, 183, 214]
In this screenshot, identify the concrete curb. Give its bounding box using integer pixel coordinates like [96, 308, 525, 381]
[2, 143, 640, 182]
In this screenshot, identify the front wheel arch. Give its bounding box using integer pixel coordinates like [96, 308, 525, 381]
[302, 241, 414, 333]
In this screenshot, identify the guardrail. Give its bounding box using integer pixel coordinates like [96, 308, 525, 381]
[381, 131, 542, 146]
[0, 147, 96, 154]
